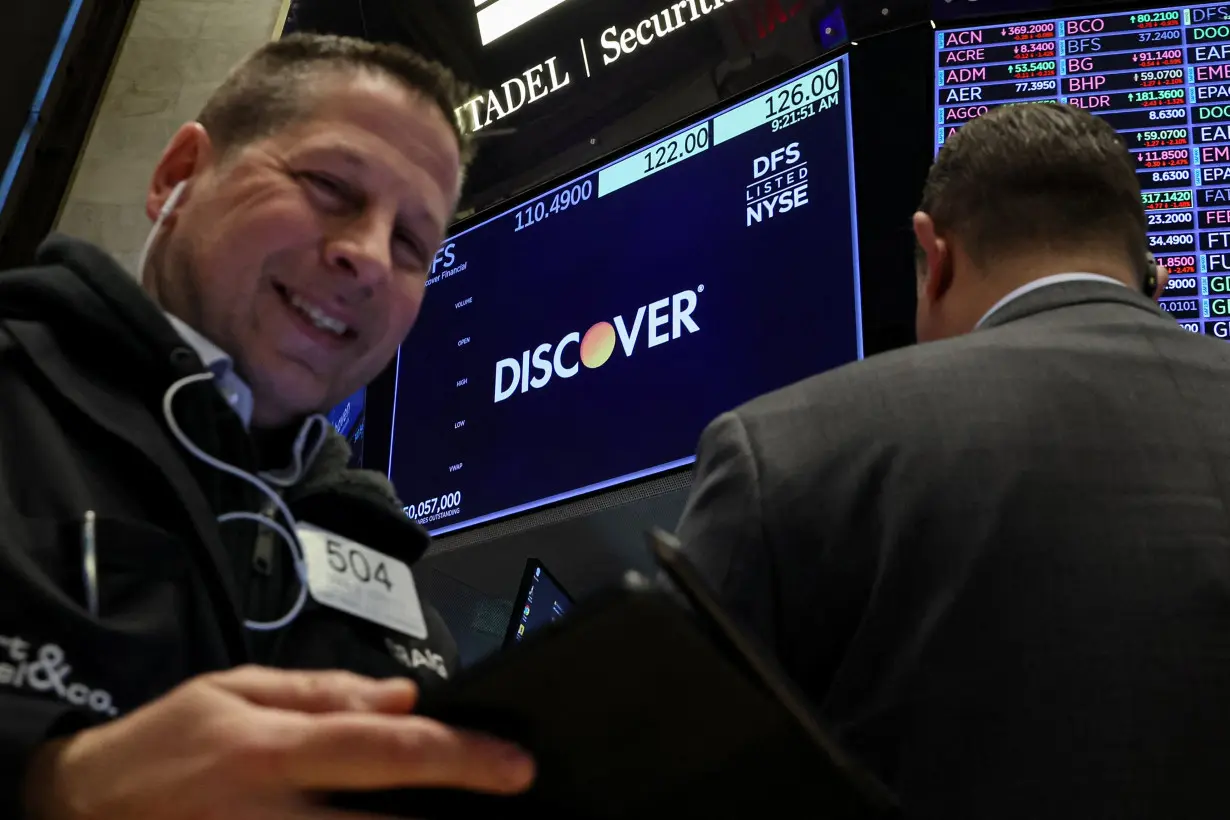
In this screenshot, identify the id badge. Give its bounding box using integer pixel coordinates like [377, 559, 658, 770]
[296, 523, 427, 639]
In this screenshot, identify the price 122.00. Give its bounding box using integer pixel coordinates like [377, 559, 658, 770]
[643, 126, 710, 174]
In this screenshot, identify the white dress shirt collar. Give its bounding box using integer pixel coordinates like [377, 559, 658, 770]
[163, 313, 254, 428]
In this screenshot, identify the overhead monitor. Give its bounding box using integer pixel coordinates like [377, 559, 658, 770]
[503, 559, 574, 648]
[934, 2, 1230, 338]
[392, 52, 862, 535]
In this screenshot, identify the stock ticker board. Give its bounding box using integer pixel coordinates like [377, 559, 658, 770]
[935, 3, 1230, 338]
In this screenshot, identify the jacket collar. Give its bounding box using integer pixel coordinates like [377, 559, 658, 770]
[976, 273, 1125, 329]
[979, 279, 1171, 330]
[287, 427, 432, 564]
[163, 312, 255, 429]
[14, 235, 192, 379]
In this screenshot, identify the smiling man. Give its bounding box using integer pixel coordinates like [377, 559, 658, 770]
[147, 39, 461, 427]
[0, 35, 534, 819]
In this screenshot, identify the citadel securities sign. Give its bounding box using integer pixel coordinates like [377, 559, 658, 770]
[456, 56, 575, 134]
[457, 0, 747, 133]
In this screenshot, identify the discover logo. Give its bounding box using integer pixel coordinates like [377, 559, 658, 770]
[493, 287, 702, 403]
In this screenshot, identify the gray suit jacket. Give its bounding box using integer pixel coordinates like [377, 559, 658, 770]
[678, 281, 1230, 818]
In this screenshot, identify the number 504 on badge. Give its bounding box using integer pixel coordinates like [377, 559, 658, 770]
[296, 523, 428, 639]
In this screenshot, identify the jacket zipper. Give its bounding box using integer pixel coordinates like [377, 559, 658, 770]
[251, 498, 280, 576]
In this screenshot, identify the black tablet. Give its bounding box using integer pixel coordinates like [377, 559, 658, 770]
[501, 557, 575, 649]
[333, 531, 898, 819]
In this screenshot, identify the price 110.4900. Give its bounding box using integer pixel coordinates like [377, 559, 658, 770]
[514, 180, 595, 232]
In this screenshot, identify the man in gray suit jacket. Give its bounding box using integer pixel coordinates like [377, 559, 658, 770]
[677, 103, 1230, 818]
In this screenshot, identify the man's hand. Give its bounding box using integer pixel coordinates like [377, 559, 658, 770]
[22, 665, 535, 820]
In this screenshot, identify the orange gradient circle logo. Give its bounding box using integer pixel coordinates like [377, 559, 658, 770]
[580, 321, 616, 368]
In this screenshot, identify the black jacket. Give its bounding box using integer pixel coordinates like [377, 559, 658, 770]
[0, 236, 457, 815]
[679, 282, 1230, 818]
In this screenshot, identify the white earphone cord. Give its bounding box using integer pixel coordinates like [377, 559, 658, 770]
[146, 183, 324, 631]
[138, 181, 186, 284]
[163, 373, 307, 631]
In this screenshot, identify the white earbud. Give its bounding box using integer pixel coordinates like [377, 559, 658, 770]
[137, 180, 188, 282]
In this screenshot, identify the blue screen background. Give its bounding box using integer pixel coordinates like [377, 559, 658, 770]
[391, 54, 861, 534]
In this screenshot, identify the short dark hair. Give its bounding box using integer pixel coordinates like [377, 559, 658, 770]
[919, 103, 1149, 283]
[197, 33, 475, 165]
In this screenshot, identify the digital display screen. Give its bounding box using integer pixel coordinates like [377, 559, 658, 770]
[935, 2, 1230, 338]
[390, 53, 863, 534]
[505, 560, 573, 647]
[326, 388, 366, 468]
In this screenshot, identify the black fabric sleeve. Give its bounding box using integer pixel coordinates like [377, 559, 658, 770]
[0, 335, 88, 817]
[0, 694, 91, 819]
[676, 411, 781, 655]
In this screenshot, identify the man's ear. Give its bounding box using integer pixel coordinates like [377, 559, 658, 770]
[1152, 263, 1170, 301]
[912, 211, 954, 302]
[146, 122, 214, 223]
